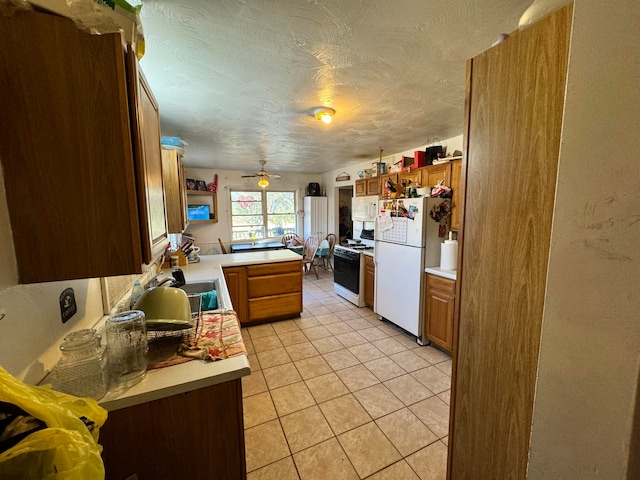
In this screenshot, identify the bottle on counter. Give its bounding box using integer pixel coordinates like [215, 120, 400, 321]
[129, 279, 145, 309]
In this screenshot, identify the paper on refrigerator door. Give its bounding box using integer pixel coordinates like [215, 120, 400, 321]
[377, 211, 393, 231]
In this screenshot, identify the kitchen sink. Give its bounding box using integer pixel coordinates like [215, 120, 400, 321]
[179, 280, 225, 311]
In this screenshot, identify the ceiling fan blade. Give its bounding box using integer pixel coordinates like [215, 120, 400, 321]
[241, 174, 258, 178]
[268, 174, 282, 179]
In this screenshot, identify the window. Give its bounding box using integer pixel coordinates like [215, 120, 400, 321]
[230, 190, 296, 241]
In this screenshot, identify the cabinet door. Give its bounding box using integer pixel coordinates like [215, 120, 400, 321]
[425, 276, 455, 352]
[363, 255, 375, 308]
[162, 149, 188, 233]
[0, 11, 151, 282]
[450, 160, 462, 231]
[398, 170, 421, 187]
[127, 48, 168, 264]
[355, 179, 366, 197]
[177, 161, 189, 231]
[366, 177, 381, 196]
[223, 266, 248, 324]
[421, 163, 451, 189]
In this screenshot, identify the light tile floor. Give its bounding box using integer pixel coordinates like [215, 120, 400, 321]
[242, 268, 451, 480]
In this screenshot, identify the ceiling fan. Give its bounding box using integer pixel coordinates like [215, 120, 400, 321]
[241, 160, 281, 187]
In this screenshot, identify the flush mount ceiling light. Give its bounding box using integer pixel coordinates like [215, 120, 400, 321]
[313, 107, 335, 124]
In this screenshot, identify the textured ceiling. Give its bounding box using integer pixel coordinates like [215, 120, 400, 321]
[140, 0, 531, 174]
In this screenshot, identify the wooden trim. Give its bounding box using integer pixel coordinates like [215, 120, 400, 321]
[447, 56, 473, 480]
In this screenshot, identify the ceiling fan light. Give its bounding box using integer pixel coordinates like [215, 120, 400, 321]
[313, 107, 335, 124]
[258, 177, 269, 188]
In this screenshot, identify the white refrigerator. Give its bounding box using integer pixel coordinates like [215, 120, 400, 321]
[303, 196, 328, 241]
[374, 197, 443, 343]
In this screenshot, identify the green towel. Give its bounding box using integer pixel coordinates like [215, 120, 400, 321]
[200, 290, 218, 311]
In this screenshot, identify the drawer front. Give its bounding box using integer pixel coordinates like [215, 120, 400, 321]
[427, 274, 456, 294]
[247, 260, 301, 277]
[248, 272, 302, 298]
[248, 293, 302, 321]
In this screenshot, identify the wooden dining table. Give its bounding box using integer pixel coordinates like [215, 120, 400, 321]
[228, 241, 286, 254]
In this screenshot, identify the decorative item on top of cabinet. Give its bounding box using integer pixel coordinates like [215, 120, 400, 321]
[186, 190, 218, 224]
[161, 148, 189, 233]
[355, 177, 381, 197]
[0, 10, 168, 283]
[424, 274, 455, 353]
[363, 255, 375, 308]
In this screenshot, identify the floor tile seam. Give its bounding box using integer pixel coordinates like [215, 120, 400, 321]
[371, 411, 442, 456]
[244, 418, 293, 475]
[334, 419, 404, 478]
[406, 402, 450, 440]
[407, 370, 450, 395]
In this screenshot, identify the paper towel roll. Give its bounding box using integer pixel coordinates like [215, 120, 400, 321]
[440, 233, 458, 271]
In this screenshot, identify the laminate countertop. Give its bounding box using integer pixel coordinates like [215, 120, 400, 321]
[424, 266, 457, 280]
[99, 251, 301, 411]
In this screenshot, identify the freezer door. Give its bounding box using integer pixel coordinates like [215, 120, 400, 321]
[374, 241, 424, 338]
[375, 197, 427, 247]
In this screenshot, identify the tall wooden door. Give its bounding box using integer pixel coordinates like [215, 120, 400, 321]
[449, 5, 572, 479]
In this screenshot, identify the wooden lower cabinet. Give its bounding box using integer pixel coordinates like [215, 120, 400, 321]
[424, 274, 455, 353]
[363, 255, 375, 309]
[224, 260, 302, 326]
[100, 379, 246, 480]
[223, 266, 248, 324]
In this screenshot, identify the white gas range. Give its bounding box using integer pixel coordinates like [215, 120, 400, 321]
[333, 226, 375, 307]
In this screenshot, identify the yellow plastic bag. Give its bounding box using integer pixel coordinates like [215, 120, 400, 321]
[0, 366, 107, 479]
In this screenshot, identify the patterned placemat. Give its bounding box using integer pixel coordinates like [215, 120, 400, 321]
[147, 310, 247, 369]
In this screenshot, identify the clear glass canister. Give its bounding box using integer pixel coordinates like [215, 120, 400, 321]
[106, 310, 148, 388]
[52, 328, 109, 400]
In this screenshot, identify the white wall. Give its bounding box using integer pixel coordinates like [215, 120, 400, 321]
[0, 166, 107, 383]
[321, 135, 464, 236]
[528, 1, 640, 478]
[183, 167, 322, 253]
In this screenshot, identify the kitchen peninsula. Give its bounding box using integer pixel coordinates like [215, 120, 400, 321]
[99, 250, 301, 479]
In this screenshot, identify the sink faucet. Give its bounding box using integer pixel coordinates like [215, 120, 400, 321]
[144, 269, 186, 289]
[156, 276, 176, 287]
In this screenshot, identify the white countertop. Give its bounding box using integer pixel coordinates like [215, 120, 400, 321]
[100, 251, 300, 411]
[362, 250, 375, 258]
[425, 266, 457, 280]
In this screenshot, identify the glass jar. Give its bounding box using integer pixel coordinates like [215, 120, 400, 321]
[106, 310, 148, 388]
[52, 329, 109, 399]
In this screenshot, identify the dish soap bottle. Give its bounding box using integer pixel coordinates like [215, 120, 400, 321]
[129, 279, 145, 309]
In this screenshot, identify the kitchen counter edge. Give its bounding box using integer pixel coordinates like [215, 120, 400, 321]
[425, 266, 457, 280]
[100, 251, 301, 411]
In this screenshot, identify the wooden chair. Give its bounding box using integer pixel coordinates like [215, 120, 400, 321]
[281, 232, 301, 246]
[320, 233, 336, 271]
[301, 235, 319, 279]
[218, 238, 227, 254]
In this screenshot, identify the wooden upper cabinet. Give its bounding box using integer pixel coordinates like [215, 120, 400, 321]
[365, 177, 381, 196]
[421, 163, 452, 189]
[0, 10, 167, 283]
[398, 170, 421, 187]
[162, 149, 188, 233]
[355, 177, 381, 197]
[127, 51, 168, 263]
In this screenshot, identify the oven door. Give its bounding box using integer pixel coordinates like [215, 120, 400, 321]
[334, 250, 361, 294]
